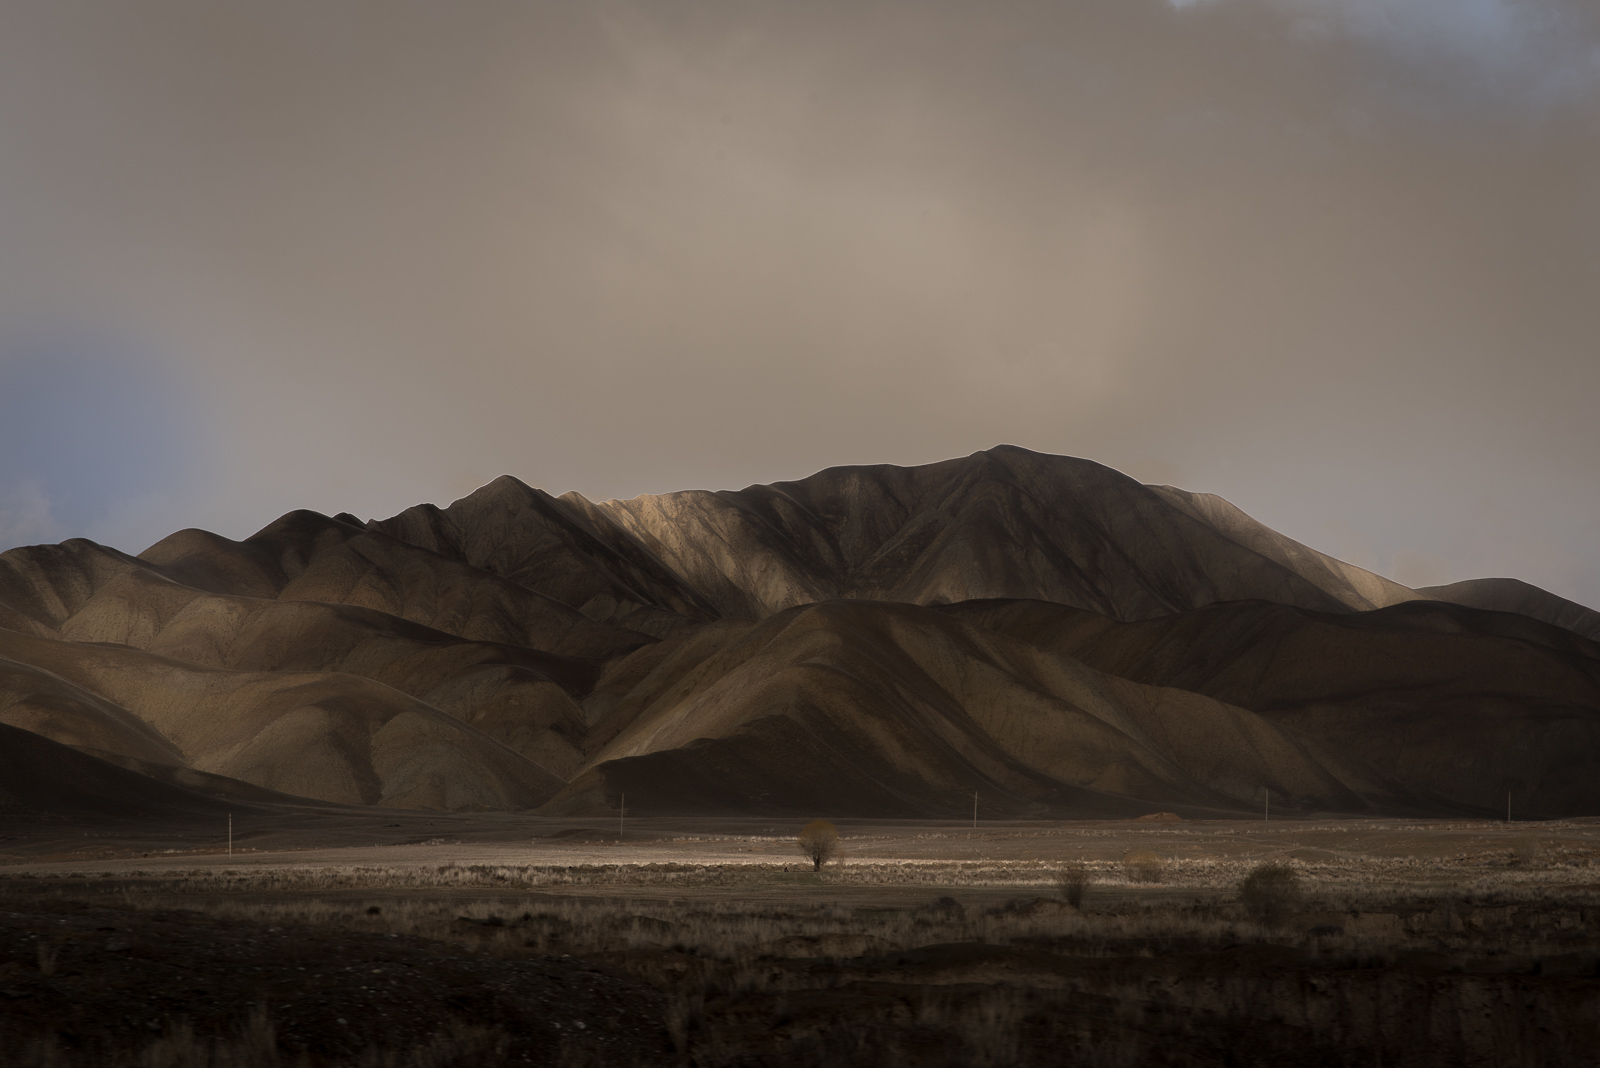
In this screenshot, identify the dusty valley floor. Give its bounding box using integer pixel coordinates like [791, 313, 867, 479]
[2, 812, 1599, 1066]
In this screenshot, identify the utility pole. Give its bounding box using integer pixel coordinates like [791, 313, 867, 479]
[619, 793, 625, 838]
[973, 792, 978, 830]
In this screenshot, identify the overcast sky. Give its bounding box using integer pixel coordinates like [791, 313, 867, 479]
[1, 0, 1597, 606]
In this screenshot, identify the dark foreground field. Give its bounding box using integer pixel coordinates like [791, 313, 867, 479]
[2, 817, 1599, 1066]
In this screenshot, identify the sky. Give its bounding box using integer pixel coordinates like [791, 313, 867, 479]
[0, 0, 1597, 606]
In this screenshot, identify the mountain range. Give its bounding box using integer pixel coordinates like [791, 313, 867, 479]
[3, 445, 1597, 819]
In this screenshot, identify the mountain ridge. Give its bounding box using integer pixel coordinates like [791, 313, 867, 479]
[1, 446, 1593, 818]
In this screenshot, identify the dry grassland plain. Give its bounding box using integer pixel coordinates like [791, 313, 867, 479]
[2, 815, 1599, 1067]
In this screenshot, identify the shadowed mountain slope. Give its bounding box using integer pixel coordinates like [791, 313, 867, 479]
[1147, 486, 1424, 611]
[1420, 578, 1600, 642]
[374, 448, 1596, 644]
[0, 649, 187, 765]
[545, 600, 1449, 819]
[140, 510, 652, 656]
[938, 597, 1600, 816]
[370, 478, 717, 634]
[377, 447, 1407, 623]
[0, 720, 236, 818]
[588, 447, 1365, 619]
[0, 627, 567, 810]
[0, 446, 1593, 817]
[0, 534, 628, 786]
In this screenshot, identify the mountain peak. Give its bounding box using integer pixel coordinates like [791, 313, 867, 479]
[4, 449, 1597, 820]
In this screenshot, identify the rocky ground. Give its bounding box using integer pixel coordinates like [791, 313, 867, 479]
[3, 817, 1600, 1066]
[0, 897, 666, 1066]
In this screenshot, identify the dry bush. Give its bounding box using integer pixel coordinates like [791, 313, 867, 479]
[1122, 851, 1165, 884]
[1056, 864, 1090, 908]
[35, 942, 59, 976]
[797, 820, 840, 871]
[138, 1023, 268, 1068]
[1238, 862, 1303, 921]
[553, 1037, 606, 1068]
[963, 988, 1026, 1068]
[20, 1037, 73, 1068]
[402, 1022, 511, 1068]
[665, 987, 705, 1055]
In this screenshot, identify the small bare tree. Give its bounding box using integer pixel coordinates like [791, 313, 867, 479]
[797, 819, 839, 871]
[1057, 863, 1090, 908]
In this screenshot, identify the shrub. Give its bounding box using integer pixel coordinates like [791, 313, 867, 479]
[1122, 851, 1164, 884]
[797, 820, 840, 871]
[1239, 862, 1302, 920]
[1057, 864, 1090, 908]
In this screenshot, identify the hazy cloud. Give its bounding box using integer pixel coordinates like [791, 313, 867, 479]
[1125, 457, 1188, 487]
[0, 480, 61, 550]
[1317, 518, 1381, 575]
[0, 1, 1595, 606]
[1388, 547, 1454, 589]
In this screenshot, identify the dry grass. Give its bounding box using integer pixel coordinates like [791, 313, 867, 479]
[20, 847, 1593, 898]
[8, 820, 1600, 1067]
[1120, 850, 1165, 883]
[1238, 862, 1302, 921]
[16, 1016, 518, 1068]
[7, 868, 1599, 1067]
[15, 858, 1596, 972]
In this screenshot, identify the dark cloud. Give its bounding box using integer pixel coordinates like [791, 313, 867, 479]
[0, 1, 1595, 604]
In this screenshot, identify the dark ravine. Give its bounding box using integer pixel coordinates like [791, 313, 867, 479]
[0, 721, 237, 819]
[0, 447, 1595, 818]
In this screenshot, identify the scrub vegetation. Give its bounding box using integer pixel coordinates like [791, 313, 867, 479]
[4, 832, 1600, 1067]
[795, 821, 839, 872]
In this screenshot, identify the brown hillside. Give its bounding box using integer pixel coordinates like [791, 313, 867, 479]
[1420, 577, 1600, 642]
[0, 446, 1593, 817]
[939, 597, 1600, 815]
[546, 601, 1438, 818]
[0, 721, 235, 818]
[0, 628, 566, 810]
